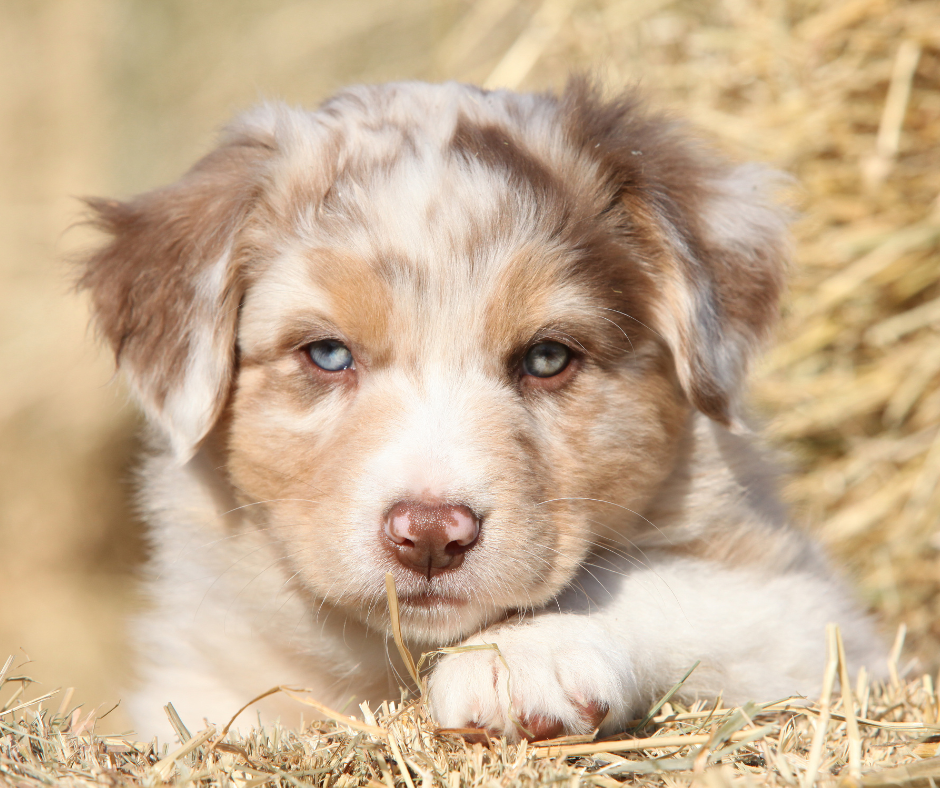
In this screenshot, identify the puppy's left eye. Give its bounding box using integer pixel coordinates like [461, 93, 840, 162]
[307, 339, 355, 372]
[523, 341, 571, 378]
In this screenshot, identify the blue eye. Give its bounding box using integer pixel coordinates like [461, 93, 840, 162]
[523, 341, 571, 378]
[307, 340, 355, 372]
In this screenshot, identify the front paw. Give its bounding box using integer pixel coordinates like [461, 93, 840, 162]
[427, 616, 635, 741]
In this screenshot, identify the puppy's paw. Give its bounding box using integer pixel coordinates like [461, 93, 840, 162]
[427, 616, 635, 741]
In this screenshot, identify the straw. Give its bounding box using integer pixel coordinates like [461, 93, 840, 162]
[2, 646, 940, 787]
[5, 0, 940, 783]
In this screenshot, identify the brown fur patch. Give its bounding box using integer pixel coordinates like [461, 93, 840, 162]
[560, 77, 787, 423]
[78, 129, 276, 413]
[449, 116, 567, 214]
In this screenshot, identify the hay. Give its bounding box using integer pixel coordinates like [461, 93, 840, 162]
[4, 0, 938, 783]
[3, 634, 940, 787]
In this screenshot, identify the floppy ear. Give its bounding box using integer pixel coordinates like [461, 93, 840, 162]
[563, 82, 790, 427]
[79, 124, 276, 462]
[647, 163, 790, 428]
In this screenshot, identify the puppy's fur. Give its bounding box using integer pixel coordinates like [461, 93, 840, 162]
[80, 80, 883, 741]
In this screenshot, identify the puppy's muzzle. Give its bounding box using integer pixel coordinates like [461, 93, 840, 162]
[384, 501, 480, 579]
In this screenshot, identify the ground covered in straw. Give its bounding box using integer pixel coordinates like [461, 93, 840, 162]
[3, 629, 940, 788]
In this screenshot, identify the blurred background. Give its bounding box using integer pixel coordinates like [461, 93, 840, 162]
[0, 0, 937, 734]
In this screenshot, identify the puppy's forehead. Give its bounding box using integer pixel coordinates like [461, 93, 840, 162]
[242, 101, 604, 360]
[242, 221, 592, 365]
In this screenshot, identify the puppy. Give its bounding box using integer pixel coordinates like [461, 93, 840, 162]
[79, 79, 883, 741]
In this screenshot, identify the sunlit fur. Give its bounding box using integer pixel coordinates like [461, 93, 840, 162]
[79, 79, 884, 741]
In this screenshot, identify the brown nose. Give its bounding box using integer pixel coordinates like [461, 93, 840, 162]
[383, 501, 480, 579]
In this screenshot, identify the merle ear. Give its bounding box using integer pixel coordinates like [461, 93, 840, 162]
[652, 163, 791, 428]
[564, 82, 790, 427]
[78, 122, 277, 462]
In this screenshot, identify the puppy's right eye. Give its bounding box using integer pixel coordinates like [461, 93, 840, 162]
[307, 339, 355, 372]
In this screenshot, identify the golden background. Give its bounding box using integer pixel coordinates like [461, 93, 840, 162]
[1, 0, 937, 735]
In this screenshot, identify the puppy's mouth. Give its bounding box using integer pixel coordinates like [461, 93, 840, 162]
[398, 591, 468, 608]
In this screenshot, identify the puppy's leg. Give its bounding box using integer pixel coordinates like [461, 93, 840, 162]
[428, 556, 883, 740]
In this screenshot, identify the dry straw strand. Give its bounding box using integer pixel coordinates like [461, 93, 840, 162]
[385, 572, 422, 691]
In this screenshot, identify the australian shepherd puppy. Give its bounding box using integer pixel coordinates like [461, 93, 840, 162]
[79, 79, 883, 741]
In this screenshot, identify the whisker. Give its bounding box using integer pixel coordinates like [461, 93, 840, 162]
[596, 305, 665, 343]
[594, 313, 636, 356]
[217, 498, 322, 517]
[536, 497, 674, 544]
[223, 546, 315, 628]
[181, 523, 305, 556]
[192, 542, 276, 621]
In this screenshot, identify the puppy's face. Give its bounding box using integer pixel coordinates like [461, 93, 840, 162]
[228, 143, 688, 641]
[80, 81, 787, 644]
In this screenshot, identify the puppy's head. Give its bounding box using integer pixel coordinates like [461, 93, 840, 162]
[80, 80, 788, 643]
